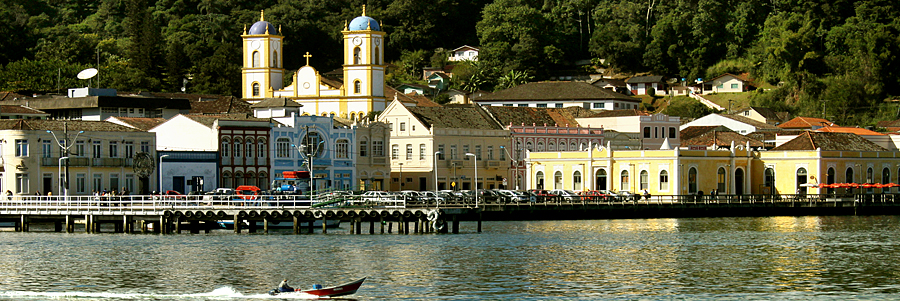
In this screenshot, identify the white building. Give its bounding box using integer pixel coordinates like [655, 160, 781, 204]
[474, 81, 641, 110]
[0, 120, 157, 196]
[448, 45, 479, 62]
[576, 111, 681, 150]
[680, 114, 781, 135]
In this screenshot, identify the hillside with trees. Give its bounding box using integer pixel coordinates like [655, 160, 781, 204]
[1, 0, 899, 126]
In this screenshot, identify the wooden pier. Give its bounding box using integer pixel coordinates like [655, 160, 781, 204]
[0, 195, 476, 234]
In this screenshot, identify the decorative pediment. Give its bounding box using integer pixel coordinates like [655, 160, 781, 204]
[16, 161, 27, 171]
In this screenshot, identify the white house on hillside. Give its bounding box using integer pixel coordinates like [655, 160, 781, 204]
[449, 45, 479, 62]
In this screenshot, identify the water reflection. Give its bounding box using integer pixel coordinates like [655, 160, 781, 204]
[1, 216, 900, 300]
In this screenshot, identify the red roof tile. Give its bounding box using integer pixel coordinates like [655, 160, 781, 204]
[777, 117, 834, 129]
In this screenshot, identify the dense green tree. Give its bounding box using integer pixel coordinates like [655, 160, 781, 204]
[496, 70, 532, 90]
[0, 58, 89, 92]
[589, 0, 646, 72]
[476, 0, 547, 77]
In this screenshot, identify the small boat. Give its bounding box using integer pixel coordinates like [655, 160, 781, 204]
[268, 277, 366, 297]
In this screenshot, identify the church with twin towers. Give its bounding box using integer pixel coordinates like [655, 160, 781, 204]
[240, 6, 388, 121]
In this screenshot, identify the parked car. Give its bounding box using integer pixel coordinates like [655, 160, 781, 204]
[399, 190, 424, 205]
[579, 190, 615, 201]
[496, 189, 525, 202]
[549, 189, 580, 201]
[419, 191, 446, 204]
[361, 191, 392, 202]
[528, 189, 552, 201]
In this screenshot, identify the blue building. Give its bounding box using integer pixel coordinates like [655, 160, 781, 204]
[253, 98, 355, 191]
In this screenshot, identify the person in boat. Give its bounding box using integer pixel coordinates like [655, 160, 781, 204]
[278, 279, 293, 292]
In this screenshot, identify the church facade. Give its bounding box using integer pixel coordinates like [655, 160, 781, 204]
[241, 7, 388, 121]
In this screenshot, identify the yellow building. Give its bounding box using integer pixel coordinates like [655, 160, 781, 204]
[525, 132, 900, 196]
[241, 6, 387, 120]
[377, 99, 509, 191]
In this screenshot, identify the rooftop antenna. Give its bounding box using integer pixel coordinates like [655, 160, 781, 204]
[76, 68, 98, 88]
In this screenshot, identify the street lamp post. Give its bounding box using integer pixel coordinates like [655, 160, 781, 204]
[58, 156, 69, 197]
[434, 151, 441, 192]
[293, 140, 323, 202]
[398, 163, 403, 191]
[47, 128, 84, 197]
[500, 146, 517, 190]
[465, 153, 477, 207]
[159, 154, 169, 193]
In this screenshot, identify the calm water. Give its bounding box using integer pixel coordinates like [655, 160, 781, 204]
[1, 216, 900, 300]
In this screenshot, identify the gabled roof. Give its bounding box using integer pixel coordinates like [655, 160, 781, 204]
[708, 73, 752, 83]
[396, 83, 431, 90]
[384, 86, 433, 106]
[250, 98, 303, 108]
[721, 114, 782, 131]
[406, 105, 503, 130]
[740, 106, 782, 120]
[428, 72, 451, 80]
[815, 126, 884, 136]
[876, 119, 900, 130]
[0, 105, 46, 115]
[0, 119, 144, 132]
[626, 75, 665, 84]
[771, 132, 887, 151]
[107, 117, 167, 131]
[777, 116, 834, 129]
[451, 45, 479, 52]
[485, 106, 584, 128]
[591, 78, 627, 87]
[320, 76, 343, 89]
[0, 91, 27, 101]
[680, 125, 730, 141]
[592, 109, 650, 118]
[182, 113, 267, 128]
[681, 130, 766, 148]
[474, 81, 639, 102]
[1, 94, 192, 110]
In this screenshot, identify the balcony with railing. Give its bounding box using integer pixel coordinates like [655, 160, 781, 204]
[41, 157, 132, 167]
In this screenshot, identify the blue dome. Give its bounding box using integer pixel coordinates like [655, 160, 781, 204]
[249, 21, 277, 35]
[349, 16, 380, 31]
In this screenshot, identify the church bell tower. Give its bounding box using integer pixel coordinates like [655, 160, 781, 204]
[342, 5, 386, 107]
[241, 11, 284, 101]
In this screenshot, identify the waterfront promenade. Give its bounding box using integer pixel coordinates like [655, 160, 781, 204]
[1, 193, 898, 234]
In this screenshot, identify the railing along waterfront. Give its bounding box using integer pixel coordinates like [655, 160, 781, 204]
[0, 194, 412, 213]
[2, 192, 899, 213]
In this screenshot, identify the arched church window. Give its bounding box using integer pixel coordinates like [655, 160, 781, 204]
[354, 80, 361, 94]
[354, 47, 361, 64]
[252, 83, 260, 96]
[252, 51, 260, 67]
[375, 47, 380, 64]
[273, 50, 278, 67]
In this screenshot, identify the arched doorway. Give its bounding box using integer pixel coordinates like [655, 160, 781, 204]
[536, 171, 545, 190]
[827, 167, 835, 195]
[764, 168, 775, 194]
[846, 167, 854, 194]
[595, 169, 607, 191]
[734, 168, 744, 195]
[554, 171, 563, 189]
[688, 167, 698, 194]
[796, 167, 808, 194]
[716, 167, 726, 194]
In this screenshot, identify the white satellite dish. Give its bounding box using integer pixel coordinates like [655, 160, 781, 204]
[77, 68, 98, 80]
